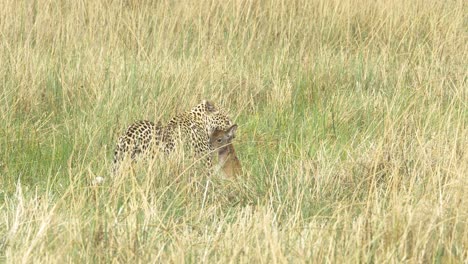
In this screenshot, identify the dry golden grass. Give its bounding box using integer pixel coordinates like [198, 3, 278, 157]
[0, 0, 467, 262]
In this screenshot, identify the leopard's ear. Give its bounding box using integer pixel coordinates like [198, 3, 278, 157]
[202, 100, 216, 113]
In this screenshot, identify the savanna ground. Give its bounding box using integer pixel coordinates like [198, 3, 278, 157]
[0, 0, 467, 262]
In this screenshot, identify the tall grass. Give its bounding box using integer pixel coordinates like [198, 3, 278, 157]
[1, 0, 466, 262]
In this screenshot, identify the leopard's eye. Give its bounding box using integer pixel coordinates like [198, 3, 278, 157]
[217, 138, 222, 143]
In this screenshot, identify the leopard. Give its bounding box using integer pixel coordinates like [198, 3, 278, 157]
[112, 100, 233, 174]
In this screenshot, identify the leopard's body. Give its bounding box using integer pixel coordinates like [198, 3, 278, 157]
[112, 100, 233, 173]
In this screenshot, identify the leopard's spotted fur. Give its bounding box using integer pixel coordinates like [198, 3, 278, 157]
[113, 100, 232, 173]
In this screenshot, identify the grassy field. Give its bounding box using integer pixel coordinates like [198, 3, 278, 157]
[0, 0, 467, 262]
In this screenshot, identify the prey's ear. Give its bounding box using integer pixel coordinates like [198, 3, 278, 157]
[227, 124, 238, 139]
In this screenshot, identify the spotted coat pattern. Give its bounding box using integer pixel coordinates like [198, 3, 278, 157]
[113, 100, 232, 173]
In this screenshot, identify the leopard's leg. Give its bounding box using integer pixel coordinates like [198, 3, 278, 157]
[190, 133, 215, 177]
[112, 136, 131, 175]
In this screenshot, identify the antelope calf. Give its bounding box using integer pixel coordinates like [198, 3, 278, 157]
[209, 125, 242, 178]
